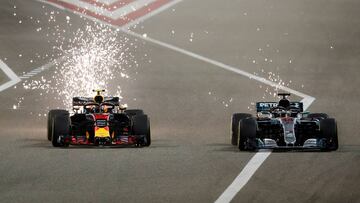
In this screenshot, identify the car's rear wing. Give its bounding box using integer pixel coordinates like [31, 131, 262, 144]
[73, 97, 120, 106]
[103, 97, 120, 106]
[256, 102, 303, 112]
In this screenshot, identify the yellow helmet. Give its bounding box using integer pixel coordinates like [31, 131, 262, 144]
[93, 89, 105, 104]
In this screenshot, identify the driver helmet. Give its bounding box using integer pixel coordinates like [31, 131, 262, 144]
[278, 99, 290, 109]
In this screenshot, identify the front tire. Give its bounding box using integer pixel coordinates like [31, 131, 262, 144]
[238, 118, 257, 151]
[308, 113, 329, 120]
[47, 110, 68, 141]
[51, 111, 70, 147]
[133, 115, 151, 147]
[125, 109, 144, 117]
[320, 118, 338, 151]
[231, 113, 252, 145]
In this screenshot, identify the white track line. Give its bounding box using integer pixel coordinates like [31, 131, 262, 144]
[0, 60, 21, 92]
[96, 0, 120, 4]
[215, 150, 272, 203]
[18, 55, 67, 80]
[122, 30, 315, 106]
[38, 0, 66, 10]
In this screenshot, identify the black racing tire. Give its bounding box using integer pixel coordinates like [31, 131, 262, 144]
[320, 118, 338, 151]
[48, 109, 68, 141]
[51, 111, 70, 147]
[238, 118, 257, 151]
[308, 113, 329, 119]
[125, 109, 144, 117]
[231, 113, 252, 145]
[133, 115, 151, 146]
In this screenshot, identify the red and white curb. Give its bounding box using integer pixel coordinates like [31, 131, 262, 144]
[37, 0, 178, 27]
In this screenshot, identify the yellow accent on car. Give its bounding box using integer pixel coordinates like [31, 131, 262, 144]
[95, 127, 110, 138]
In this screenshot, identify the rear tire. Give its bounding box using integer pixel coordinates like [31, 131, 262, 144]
[133, 115, 151, 146]
[308, 113, 329, 119]
[48, 110, 68, 141]
[51, 111, 70, 147]
[231, 113, 252, 145]
[238, 118, 257, 151]
[125, 109, 144, 117]
[320, 118, 338, 151]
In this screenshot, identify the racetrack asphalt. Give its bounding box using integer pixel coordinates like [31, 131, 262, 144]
[0, 0, 359, 202]
[0, 71, 6, 84]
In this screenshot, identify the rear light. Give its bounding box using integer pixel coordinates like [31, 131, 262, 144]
[64, 137, 71, 143]
[129, 136, 135, 143]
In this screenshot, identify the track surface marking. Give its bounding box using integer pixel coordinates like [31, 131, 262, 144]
[0, 59, 21, 92]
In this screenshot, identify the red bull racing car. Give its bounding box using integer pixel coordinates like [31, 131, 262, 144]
[231, 93, 338, 151]
[47, 90, 151, 147]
